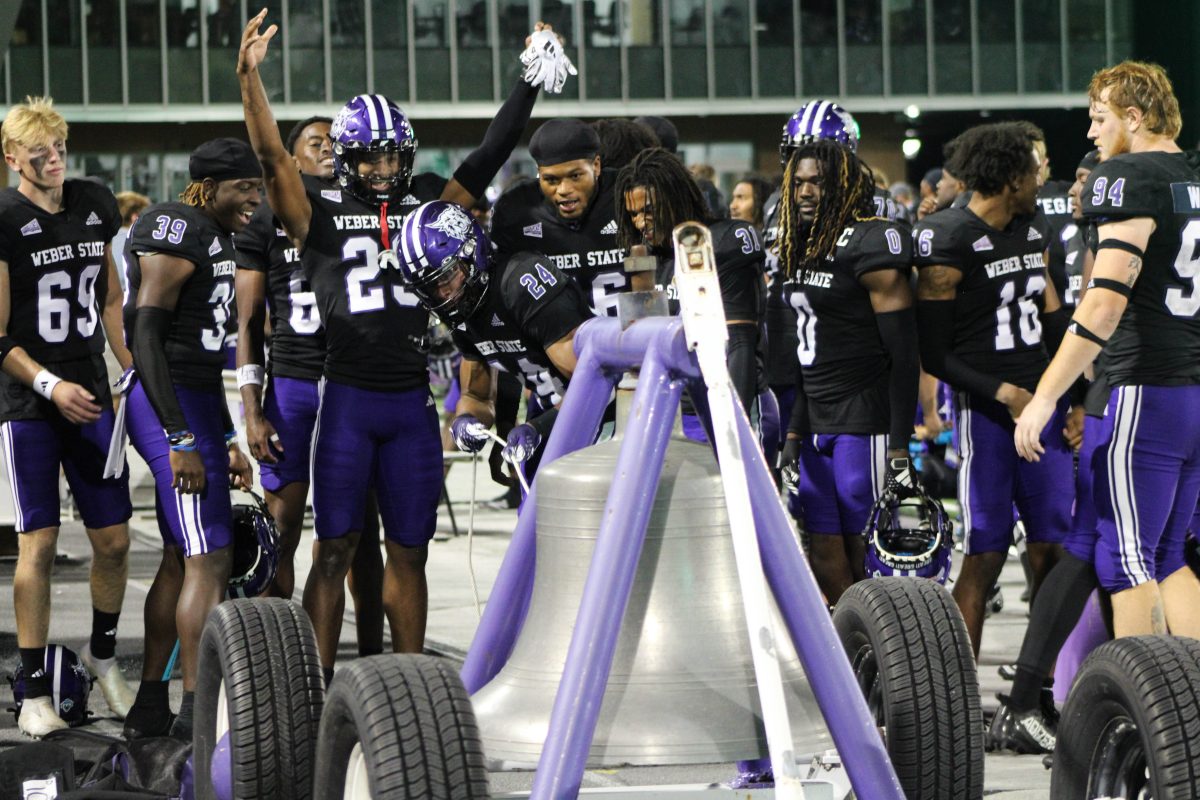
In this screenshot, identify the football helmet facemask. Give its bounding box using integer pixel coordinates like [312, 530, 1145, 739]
[330, 94, 418, 204]
[863, 485, 953, 584]
[397, 200, 491, 327]
[227, 491, 280, 599]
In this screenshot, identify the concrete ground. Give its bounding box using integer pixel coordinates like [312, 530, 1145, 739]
[0, 444, 1052, 797]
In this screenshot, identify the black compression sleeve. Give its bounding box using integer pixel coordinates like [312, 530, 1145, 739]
[452, 79, 540, 200]
[1041, 306, 1069, 357]
[917, 299, 1003, 401]
[220, 397, 235, 437]
[132, 306, 188, 434]
[726, 323, 758, 414]
[787, 372, 809, 436]
[527, 406, 560, 438]
[876, 306, 919, 451]
[1068, 375, 1089, 407]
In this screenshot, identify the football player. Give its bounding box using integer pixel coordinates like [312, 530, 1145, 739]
[395, 200, 591, 464]
[234, 114, 386, 658]
[0, 96, 136, 736]
[772, 138, 919, 604]
[1015, 60, 1200, 640]
[915, 121, 1073, 656]
[614, 147, 765, 424]
[238, 9, 555, 675]
[121, 138, 259, 739]
[490, 119, 627, 318]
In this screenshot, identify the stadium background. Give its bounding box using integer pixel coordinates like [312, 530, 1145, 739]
[0, 0, 1195, 207]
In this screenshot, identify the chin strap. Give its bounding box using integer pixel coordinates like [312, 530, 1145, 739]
[378, 200, 390, 249]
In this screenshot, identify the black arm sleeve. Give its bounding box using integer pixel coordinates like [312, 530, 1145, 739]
[1041, 306, 1069, 357]
[220, 396, 235, 437]
[452, 79, 540, 200]
[788, 370, 810, 436]
[917, 299, 1003, 401]
[876, 306, 920, 451]
[527, 405, 560, 438]
[727, 323, 758, 414]
[131, 306, 188, 434]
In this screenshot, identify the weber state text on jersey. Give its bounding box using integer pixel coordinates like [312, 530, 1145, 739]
[913, 207, 1051, 393]
[299, 172, 443, 390]
[236, 201, 324, 380]
[0, 180, 120, 418]
[124, 202, 238, 386]
[1039, 180, 1076, 302]
[490, 170, 626, 317]
[655, 218, 765, 321]
[784, 218, 911, 433]
[1082, 152, 1200, 386]
[453, 252, 590, 407]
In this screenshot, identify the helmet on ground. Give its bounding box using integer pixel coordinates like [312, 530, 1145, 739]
[8, 644, 93, 725]
[779, 100, 860, 164]
[227, 491, 279, 599]
[396, 200, 491, 327]
[863, 486, 953, 584]
[330, 94, 418, 203]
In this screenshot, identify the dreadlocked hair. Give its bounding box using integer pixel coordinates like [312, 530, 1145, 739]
[776, 138, 875, 281]
[179, 181, 207, 208]
[592, 118, 660, 171]
[614, 147, 711, 252]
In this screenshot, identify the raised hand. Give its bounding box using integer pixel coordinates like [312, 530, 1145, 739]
[238, 8, 278, 75]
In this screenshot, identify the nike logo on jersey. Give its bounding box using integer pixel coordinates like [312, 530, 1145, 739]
[600, 220, 618, 235]
[209, 237, 222, 256]
[20, 219, 41, 236]
[321, 189, 343, 202]
[85, 211, 103, 226]
[1027, 227, 1043, 241]
[491, 313, 504, 326]
[972, 235, 994, 252]
[523, 223, 543, 238]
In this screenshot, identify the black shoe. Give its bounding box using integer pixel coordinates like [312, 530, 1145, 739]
[985, 693, 1056, 755]
[985, 583, 1004, 617]
[122, 706, 175, 739]
[167, 712, 192, 741]
[998, 663, 1018, 681]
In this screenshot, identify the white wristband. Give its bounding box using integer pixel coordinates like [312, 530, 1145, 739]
[33, 369, 62, 401]
[236, 364, 264, 389]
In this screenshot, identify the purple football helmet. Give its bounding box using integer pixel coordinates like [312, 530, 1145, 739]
[779, 100, 860, 164]
[397, 200, 491, 326]
[227, 492, 279, 599]
[8, 644, 93, 725]
[863, 486, 953, 584]
[329, 94, 418, 203]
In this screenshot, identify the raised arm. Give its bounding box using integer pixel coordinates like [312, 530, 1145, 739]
[238, 9, 311, 248]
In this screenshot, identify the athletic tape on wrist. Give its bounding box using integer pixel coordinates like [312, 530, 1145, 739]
[236, 364, 264, 389]
[32, 369, 62, 401]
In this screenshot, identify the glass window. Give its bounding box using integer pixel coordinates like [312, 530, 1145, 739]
[371, 0, 408, 103]
[1022, 0, 1062, 92]
[165, 0, 202, 103]
[800, 0, 837, 96]
[127, 0, 163, 103]
[625, 0, 663, 99]
[669, 0, 706, 98]
[10, 0, 45, 101]
[87, 0, 122, 103]
[71, 153, 119, 189]
[1110, 0, 1132, 61]
[714, 0, 750, 98]
[978, 0, 1016, 93]
[208, 0, 247, 102]
[931, 0, 969, 93]
[48, 0, 84, 103]
[456, 0, 494, 102]
[289, 0, 327, 102]
[583, 0, 621, 100]
[845, 0, 882, 95]
[331, 0, 368, 102]
[888, 0, 927, 95]
[413, 0, 450, 101]
[1066, 0, 1105, 91]
[756, 0, 795, 98]
[536, 0, 579, 100]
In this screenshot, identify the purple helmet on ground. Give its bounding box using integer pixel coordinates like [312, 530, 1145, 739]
[8, 645, 93, 725]
[227, 492, 279, 599]
[863, 487, 953, 584]
[329, 94, 418, 203]
[396, 200, 491, 327]
[779, 100, 860, 164]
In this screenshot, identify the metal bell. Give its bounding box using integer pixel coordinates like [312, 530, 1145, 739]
[472, 435, 833, 768]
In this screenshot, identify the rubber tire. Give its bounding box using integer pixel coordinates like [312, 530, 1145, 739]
[312, 654, 490, 799]
[195, 598, 325, 800]
[833, 577, 984, 800]
[1051, 635, 1200, 799]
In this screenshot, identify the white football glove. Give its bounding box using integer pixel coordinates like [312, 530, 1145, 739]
[520, 29, 577, 94]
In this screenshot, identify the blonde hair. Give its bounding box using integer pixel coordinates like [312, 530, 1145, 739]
[179, 181, 207, 208]
[1088, 61, 1182, 139]
[116, 191, 151, 225]
[2, 96, 68, 154]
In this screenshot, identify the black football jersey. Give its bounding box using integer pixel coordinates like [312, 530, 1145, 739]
[490, 170, 626, 318]
[654, 218, 766, 321]
[913, 206, 1051, 393]
[1058, 220, 1090, 309]
[1082, 151, 1200, 386]
[1038, 181, 1075, 301]
[236, 200, 324, 380]
[873, 186, 912, 224]
[0, 181, 119, 363]
[125, 202, 238, 387]
[783, 218, 911, 433]
[761, 189, 799, 389]
[298, 172, 444, 391]
[454, 252, 590, 407]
